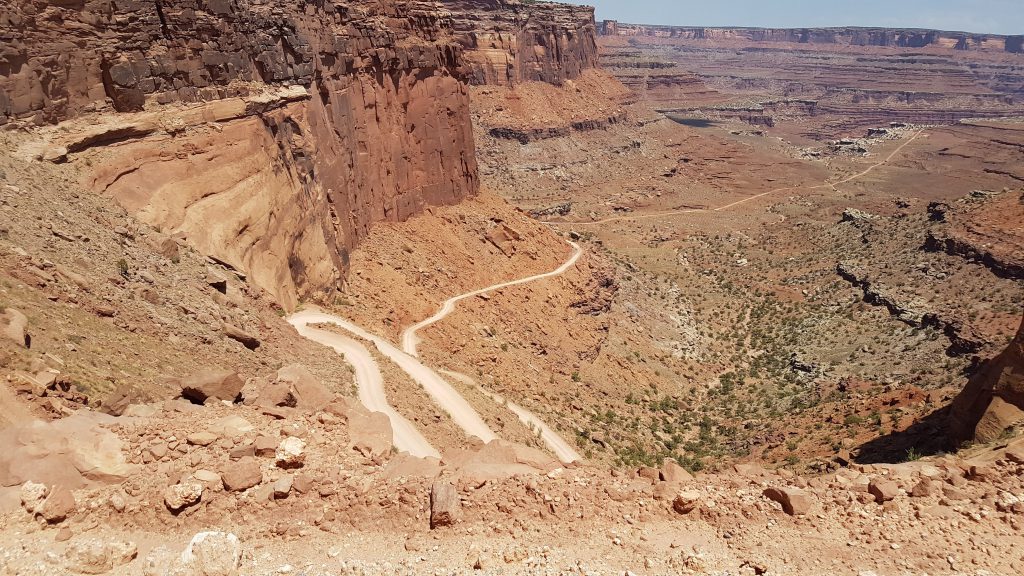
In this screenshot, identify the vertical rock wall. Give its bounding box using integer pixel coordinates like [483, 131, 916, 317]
[0, 0, 479, 308]
[0, 0, 599, 308]
[442, 0, 599, 86]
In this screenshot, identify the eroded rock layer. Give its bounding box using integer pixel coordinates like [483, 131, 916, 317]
[443, 0, 598, 86]
[1, 0, 485, 308]
[599, 23, 1024, 140]
[951, 316, 1024, 443]
[602, 22, 1024, 54]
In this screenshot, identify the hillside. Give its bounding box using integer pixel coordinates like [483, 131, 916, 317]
[0, 1, 1022, 574]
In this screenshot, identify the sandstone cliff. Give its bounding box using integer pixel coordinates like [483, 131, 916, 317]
[444, 0, 598, 86]
[950, 315, 1024, 443]
[602, 22, 1024, 54]
[2, 0, 484, 309]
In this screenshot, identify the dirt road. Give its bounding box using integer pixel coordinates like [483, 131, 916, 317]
[287, 310, 441, 458]
[557, 130, 925, 225]
[289, 309, 497, 445]
[440, 370, 582, 463]
[402, 240, 583, 357]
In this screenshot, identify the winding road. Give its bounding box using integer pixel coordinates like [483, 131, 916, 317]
[287, 311, 441, 458]
[288, 239, 585, 464]
[440, 370, 582, 463]
[554, 130, 925, 226]
[289, 309, 497, 445]
[402, 240, 583, 357]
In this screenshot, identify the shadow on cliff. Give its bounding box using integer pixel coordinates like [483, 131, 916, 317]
[854, 406, 955, 464]
[667, 116, 719, 128]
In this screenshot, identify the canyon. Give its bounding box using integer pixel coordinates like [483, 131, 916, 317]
[600, 22, 1024, 53]
[0, 0, 1023, 574]
[600, 22, 1024, 140]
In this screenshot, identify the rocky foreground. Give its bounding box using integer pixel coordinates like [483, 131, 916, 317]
[0, 350, 1022, 575]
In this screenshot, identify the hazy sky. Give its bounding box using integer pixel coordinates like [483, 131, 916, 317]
[577, 0, 1024, 36]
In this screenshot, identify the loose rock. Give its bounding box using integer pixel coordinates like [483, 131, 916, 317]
[1, 307, 30, 348]
[187, 431, 219, 447]
[275, 437, 306, 469]
[182, 531, 241, 576]
[430, 481, 460, 529]
[63, 539, 137, 575]
[40, 485, 77, 523]
[20, 480, 48, 515]
[221, 457, 263, 492]
[179, 370, 244, 404]
[223, 324, 260, 350]
[164, 481, 204, 512]
[868, 479, 899, 503]
[763, 486, 813, 516]
[672, 490, 701, 514]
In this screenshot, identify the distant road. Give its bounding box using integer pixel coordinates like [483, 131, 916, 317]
[402, 240, 583, 357]
[551, 130, 925, 225]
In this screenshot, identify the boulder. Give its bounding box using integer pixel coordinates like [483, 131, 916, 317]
[910, 478, 940, 498]
[254, 381, 296, 408]
[206, 270, 229, 294]
[221, 458, 262, 492]
[661, 458, 694, 484]
[272, 475, 293, 499]
[637, 466, 660, 483]
[949, 314, 1024, 442]
[275, 437, 306, 468]
[0, 413, 135, 489]
[763, 486, 813, 516]
[672, 490, 701, 514]
[208, 415, 254, 438]
[430, 481, 460, 529]
[254, 435, 278, 457]
[40, 145, 69, 163]
[223, 324, 260, 350]
[292, 474, 314, 494]
[20, 480, 48, 514]
[164, 481, 204, 512]
[868, 479, 899, 503]
[187, 431, 219, 447]
[275, 364, 335, 409]
[381, 453, 443, 480]
[155, 236, 179, 261]
[39, 484, 77, 523]
[193, 470, 222, 485]
[734, 463, 767, 478]
[63, 539, 137, 575]
[974, 398, 1024, 444]
[1, 307, 30, 348]
[100, 385, 152, 417]
[179, 370, 244, 404]
[182, 531, 241, 576]
[228, 443, 254, 460]
[347, 410, 393, 460]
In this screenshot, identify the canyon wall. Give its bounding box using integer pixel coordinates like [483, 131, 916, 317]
[600, 21, 1024, 140]
[444, 0, 599, 86]
[0, 0, 598, 309]
[602, 22, 1024, 53]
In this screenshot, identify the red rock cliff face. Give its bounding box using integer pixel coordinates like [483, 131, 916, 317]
[442, 0, 599, 86]
[950, 314, 1024, 443]
[0, 0, 479, 309]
